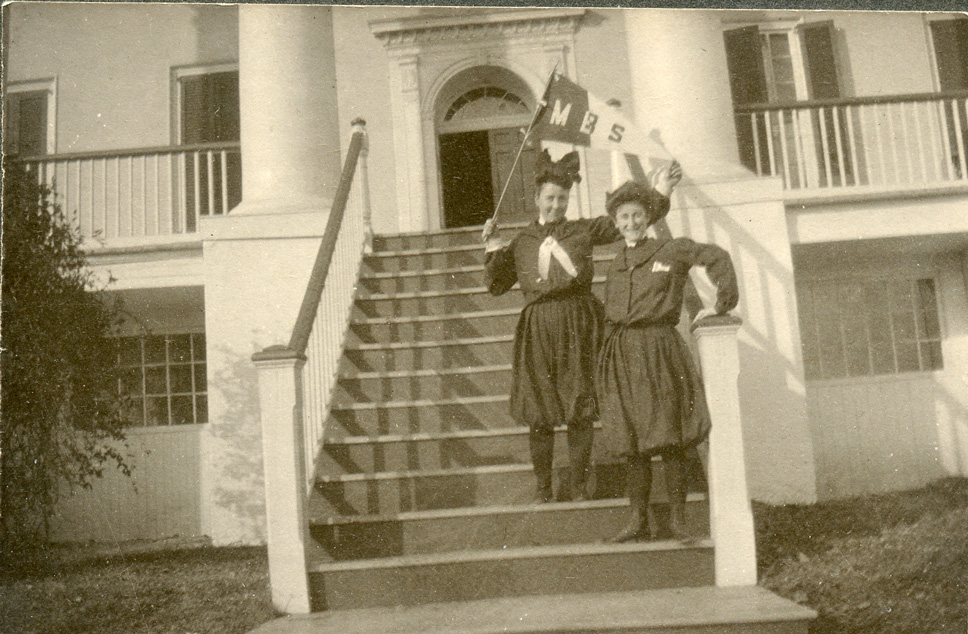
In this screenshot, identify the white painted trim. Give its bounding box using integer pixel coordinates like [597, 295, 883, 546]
[6, 77, 57, 154]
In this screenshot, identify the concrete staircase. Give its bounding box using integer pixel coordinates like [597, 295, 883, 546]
[294, 224, 814, 631]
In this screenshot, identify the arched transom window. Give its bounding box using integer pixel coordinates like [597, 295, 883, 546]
[443, 86, 528, 123]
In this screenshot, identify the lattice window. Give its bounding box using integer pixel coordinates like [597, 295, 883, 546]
[119, 333, 207, 426]
[443, 86, 527, 122]
[798, 278, 943, 381]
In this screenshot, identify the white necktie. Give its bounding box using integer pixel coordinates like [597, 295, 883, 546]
[537, 236, 578, 280]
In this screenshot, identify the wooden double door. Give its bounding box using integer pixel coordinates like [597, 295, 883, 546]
[438, 127, 538, 229]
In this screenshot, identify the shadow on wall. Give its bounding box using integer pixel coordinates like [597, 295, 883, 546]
[207, 343, 268, 542]
[675, 179, 817, 503]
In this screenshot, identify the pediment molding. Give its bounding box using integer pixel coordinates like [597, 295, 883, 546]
[370, 9, 585, 49]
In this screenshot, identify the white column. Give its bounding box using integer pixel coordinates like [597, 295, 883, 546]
[252, 347, 312, 614]
[624, 9, 746, 180]
[387, 54, 428, 232]
[692, 314, 757, 587]
[236, 4, 341, 214]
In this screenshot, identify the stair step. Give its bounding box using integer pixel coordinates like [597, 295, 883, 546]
[309, 461, 696, 516]
[371, 223, 528, 252]
[339, 336, 513, 373]
[249, 586, 815, 634]
[326, 393, 513, 439]
[358, 268, 486, 294]
[310, 497, 709, 560]
[308, 540, 715, 610]
[348, 309, 519, 345]
[334, 364, 511, 403]
[319, 424, 617, 473]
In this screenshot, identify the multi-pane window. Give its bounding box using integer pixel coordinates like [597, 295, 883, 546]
[119, 334, 207, 426]
[798, 279, 943, 381]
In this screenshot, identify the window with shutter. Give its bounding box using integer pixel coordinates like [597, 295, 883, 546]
[930, 18, 968, 92]
[724, 20, 852, 186]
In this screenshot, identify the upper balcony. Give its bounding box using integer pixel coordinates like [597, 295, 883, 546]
[18, 142, 241, 251]
[734, 91, 968, 205]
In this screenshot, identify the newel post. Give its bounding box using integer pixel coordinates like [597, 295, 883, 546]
[691, 314, 757, 586]
[252, 345, 312, 613]
[351, 117, 373, 254]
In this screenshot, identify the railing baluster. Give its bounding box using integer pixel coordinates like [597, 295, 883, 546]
[777, 110, 792, 188]
[873, 104, 887, 186]
[911, 101, 929, 183]
[832, 107, 847, 187]
[115, 158, 121, 238]
[953, 98, 968, 180]
[764, 110, 777, 178]
[206, 150, 215, 220]
[886, 104, 901, 185]
[751, 113, 763, 176]
[101, 158, 108, 238]
[154, 154, 161, 235]
[924, 99, 944, 182]
[818, 107, 833, 187]
[142, 155, 148, 236]
[845, 105, 861, 186]
[897, 102, 913, 184]
[791, 109, 808, 189]
[127, 156, 134, 237]
[220, 150, 229, 215]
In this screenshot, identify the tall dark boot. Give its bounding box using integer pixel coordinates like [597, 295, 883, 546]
[610, 454, 652, 542]
[663, 448, 696, 544]
[567, 422, 593, 501]
[530, 428, 555, 503]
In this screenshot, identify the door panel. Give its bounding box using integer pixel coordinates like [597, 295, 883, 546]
[488, 127, 537, 225]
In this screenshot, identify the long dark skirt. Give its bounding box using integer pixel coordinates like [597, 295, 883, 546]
[509, 290, 603, 431]
[597, 323, 711, 456]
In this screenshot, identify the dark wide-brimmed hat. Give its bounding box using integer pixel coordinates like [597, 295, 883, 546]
[605, 180, 668, 224]
[535, 149, 581, 189]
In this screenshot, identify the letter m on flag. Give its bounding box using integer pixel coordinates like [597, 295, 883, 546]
[534, 73, 591, 146]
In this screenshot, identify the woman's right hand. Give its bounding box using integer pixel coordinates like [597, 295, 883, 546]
[482, 217, 499, 243]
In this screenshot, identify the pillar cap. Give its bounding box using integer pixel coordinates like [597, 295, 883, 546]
[252, 345, 307, 364]
[690, 313, 743, 333]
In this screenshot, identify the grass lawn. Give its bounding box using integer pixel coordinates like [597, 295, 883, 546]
[1, 477, 965, 634]
[757, 477, 968, 634]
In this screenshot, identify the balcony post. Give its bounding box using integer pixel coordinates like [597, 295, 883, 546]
[691, 314, 757, 587]
[251, 345, 311, 614]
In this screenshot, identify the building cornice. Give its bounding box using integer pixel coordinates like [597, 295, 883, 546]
[370, 8, 586, 49]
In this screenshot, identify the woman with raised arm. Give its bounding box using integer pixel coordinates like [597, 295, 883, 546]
[596, 171, 739, 543]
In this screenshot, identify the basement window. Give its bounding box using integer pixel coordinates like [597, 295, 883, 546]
[118, 333, 208, 426]
[797, 278, 943, 381]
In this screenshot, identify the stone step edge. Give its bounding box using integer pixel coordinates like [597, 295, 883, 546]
[330, 393, 507, 412]
[356, 277, 605, 301]
[352, 307, 518, 325]
[339, 364, 512, 380]
[315, 458, 694, 485]
[309, 538, 713, 573]
[248, 586, 816, 634]
[344, 334, 513, 352]
[362, 253, 613, 279]
[376, 221, 528, 239]
[310, 494, 707, 527]
[325, 423, 600, 445]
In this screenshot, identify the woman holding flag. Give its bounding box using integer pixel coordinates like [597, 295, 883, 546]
[482, 150, 619, 503]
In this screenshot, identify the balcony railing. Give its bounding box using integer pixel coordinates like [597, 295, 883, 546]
[735, 91, 968, 197]
[18, 142, 241, 244]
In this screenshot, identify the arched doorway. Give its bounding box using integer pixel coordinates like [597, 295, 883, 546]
[435, 67, 540, 229]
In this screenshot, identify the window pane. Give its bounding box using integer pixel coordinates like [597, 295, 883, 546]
[916, 279, 941, 339]
[171, 395, 195, 425]
[120, 368, 143, 396]
[921, 341, 943, 371]
[169, 365, 193, 393]
[196, 395, 208, 424]
[145, 366, 167, 394]
[192, 334, 206, 360]
[194, 363, 207, 392]
[169, 334, 192, 363]
[146, 397, 169, 426]
[895, 341, 920, 373]
[122, 398, 145, 426]
[144, 336, 167, 364]
[119, 338, 142, 366]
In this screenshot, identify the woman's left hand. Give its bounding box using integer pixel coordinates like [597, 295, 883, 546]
[652, 160, 683, 197]
[691, 307, 720, 325]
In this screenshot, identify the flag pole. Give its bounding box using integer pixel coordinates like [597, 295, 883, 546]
[486, 63, 558, 229]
